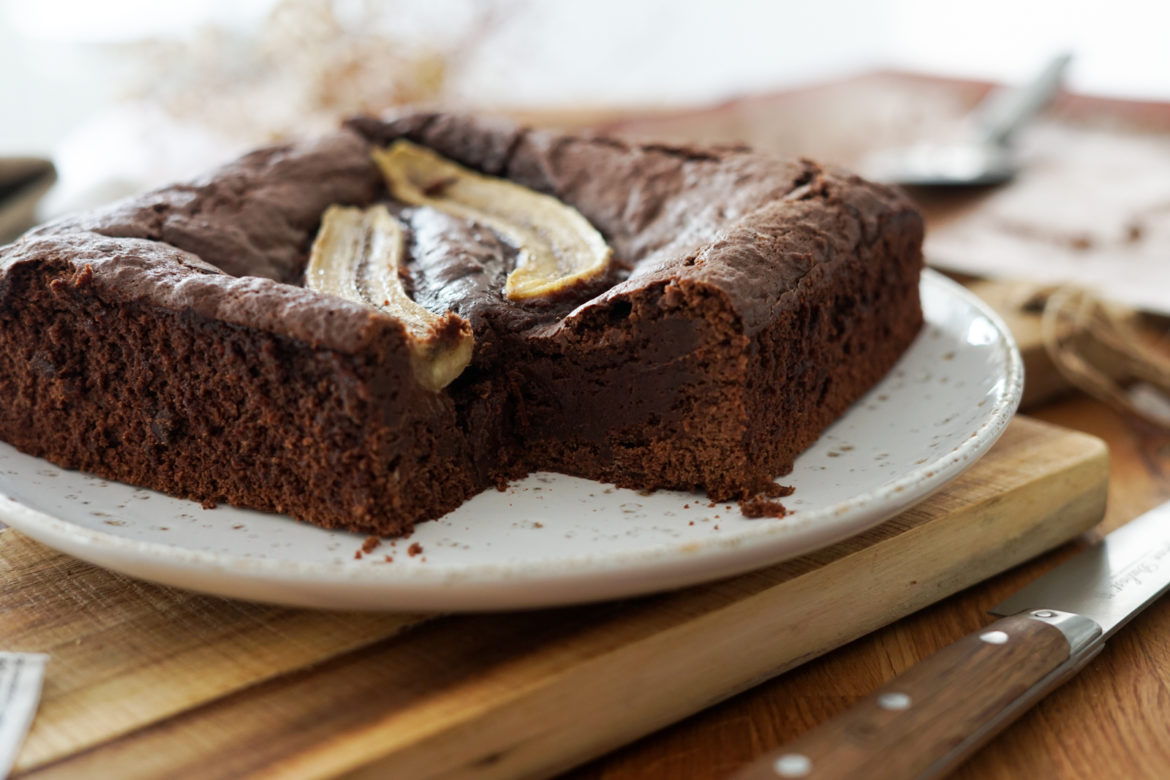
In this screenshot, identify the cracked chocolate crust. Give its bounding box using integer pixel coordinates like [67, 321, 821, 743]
[0, 112, 924, 535]
[348, 112, 916, 340]
[10, 112, 917, 357]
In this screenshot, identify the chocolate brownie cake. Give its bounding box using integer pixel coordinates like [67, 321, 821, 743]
[0, 113, 924, 536]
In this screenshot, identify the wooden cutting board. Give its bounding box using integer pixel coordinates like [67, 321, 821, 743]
[1, 416, 1106, 780]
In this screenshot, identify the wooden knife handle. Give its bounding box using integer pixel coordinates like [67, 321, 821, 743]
[731, 611, 1102, 780]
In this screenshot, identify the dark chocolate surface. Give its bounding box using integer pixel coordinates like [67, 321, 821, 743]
[7, 113, 914, 359]
[348, 112, 913, 340]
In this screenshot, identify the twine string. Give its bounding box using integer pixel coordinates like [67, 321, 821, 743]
[1040, 286, 1170, 429]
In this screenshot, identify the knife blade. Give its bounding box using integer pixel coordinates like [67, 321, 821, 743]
[0, 652, 49, 778]
[732, 499, 1170, 780]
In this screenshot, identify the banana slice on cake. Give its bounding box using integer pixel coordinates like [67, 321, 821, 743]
[305, 204, 473, 391]
[372, 140, 611, 300]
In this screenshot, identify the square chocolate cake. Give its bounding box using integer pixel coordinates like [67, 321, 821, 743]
[0, 113, 924, 536]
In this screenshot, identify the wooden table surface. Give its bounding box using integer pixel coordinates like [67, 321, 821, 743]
[524, 77, 1170, 779]
[480, 80, 1165, 780]
[566, 394, 1170, 779]
[8, 73, 1170, 779]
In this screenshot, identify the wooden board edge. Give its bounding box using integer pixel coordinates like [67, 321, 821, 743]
[12, 422, 1109, 780]
[304, 426, 1111, 779]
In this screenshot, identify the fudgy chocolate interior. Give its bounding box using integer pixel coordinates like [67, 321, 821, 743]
[0, 112, 924, 535]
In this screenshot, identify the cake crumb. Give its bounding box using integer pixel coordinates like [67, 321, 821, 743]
[384, 555, 394, 563]
[354, 550, 363, 560]
[408, 542, 424, 557]
[739, 495, 789, 518]
[533, 522, 544, 528]
[361, 536, 381, 553]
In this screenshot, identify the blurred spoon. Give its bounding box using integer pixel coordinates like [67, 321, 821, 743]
[862, 53, 1072, 187]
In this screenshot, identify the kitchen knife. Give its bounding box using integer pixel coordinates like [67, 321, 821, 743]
[733, 499, 1170, 780]
[0, 652, 49, 779]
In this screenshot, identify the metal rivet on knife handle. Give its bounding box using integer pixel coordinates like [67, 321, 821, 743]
[773, 753, 812, 777]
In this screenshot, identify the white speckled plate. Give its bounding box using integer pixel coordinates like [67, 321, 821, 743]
[0, 270, 1021, 611]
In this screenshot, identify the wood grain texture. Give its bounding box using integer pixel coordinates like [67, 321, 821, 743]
[2, 416, 1106, 779]
[732, 614, 1071, 780]
[571, 398, 1169, 780]
[0, 538, 428, 771]
[517, 79, 1170, 780]
[4, 75, 1155, 779]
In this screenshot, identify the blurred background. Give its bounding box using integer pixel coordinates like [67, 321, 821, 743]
[2, 0, 1168, 209]
[0, 0, 1168, 426]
